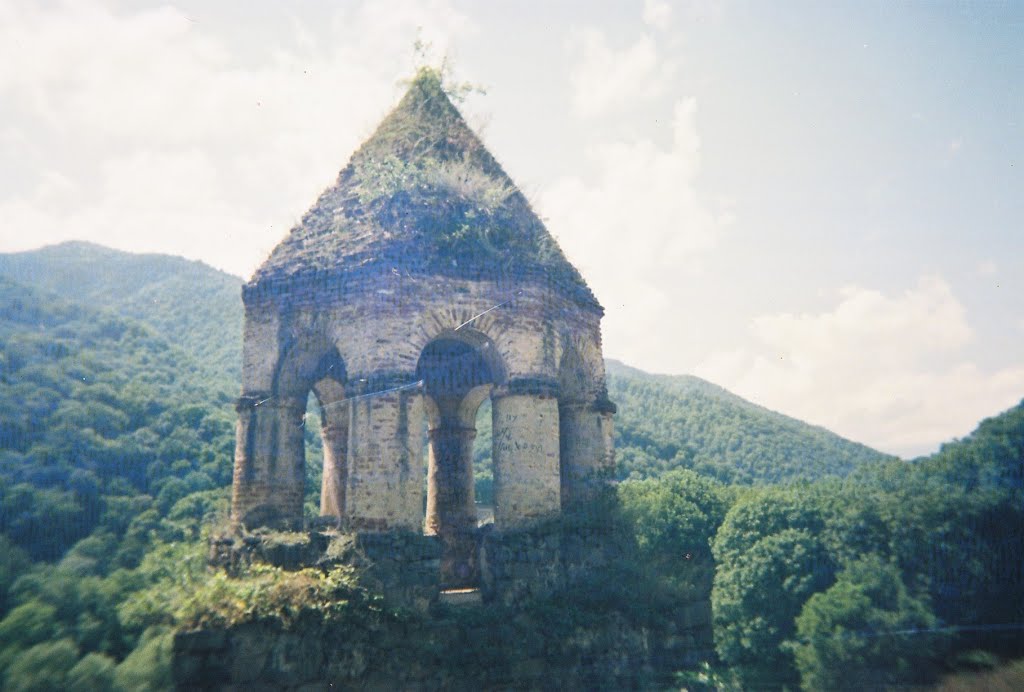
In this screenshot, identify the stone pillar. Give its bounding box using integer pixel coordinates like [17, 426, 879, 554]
[318, 401, 349, 518]
[230, 394, 306, 530]
[345, 386, 424, 532]
[425, 425, 477, 535]
[230, 395, 258, 525]
[559, 397, 616, 509]
[491, 384, 561, 530]
[425, 423, 478, 587]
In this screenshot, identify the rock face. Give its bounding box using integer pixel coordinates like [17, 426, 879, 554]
[230, 68, 616, 591]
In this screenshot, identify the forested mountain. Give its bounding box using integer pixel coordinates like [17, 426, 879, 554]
[0, 242, 243, 380]
[605, 359, 892, 483]
[0, 242, 1020, 689]
[2, 242, 893, 490]
[0, 276, 237, 688]
[0, 276, 234, 561]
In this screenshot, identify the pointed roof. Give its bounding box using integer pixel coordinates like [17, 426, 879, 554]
[249, 69, 599, 310]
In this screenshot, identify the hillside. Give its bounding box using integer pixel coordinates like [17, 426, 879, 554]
[0, 242, 243, 381]
[0, 243, 1019, 689]
[0, 276, 234, 561]
[1, 242, 890, 489]
[605, 359, 892, 484]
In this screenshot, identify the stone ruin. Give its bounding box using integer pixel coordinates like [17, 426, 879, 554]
[226, 69, 615, 597]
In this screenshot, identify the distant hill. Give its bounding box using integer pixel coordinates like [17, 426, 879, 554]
[0, 276, 234, 560]
[605, 359, 892, 484]
[1, 242, 890, 488]
[0, 242, 243, 382]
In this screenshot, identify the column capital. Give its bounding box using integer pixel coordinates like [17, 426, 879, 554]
[492, 376, 559, 400]
[235, 392, 270, 412]
[557, 394, 617, 415]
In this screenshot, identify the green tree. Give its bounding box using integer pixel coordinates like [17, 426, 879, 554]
[67, 652, 116, 692]
[113, 627, 173, 692]
[0, 600, 62, 659]
[712, 528, 834, 687]
[790, 556, 946, 690]
[618, 469, 729, 560]
[3, 638, 79, 692]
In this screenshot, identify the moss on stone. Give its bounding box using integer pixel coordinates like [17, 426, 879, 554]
[251, 68, 597, 308]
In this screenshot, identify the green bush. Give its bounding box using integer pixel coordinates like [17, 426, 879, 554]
[789, 556, 946, 690]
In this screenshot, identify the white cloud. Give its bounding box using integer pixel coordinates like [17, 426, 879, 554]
[566, 27, 673, 118]
[542, 97, 731, 371]
[642, 0, 673, 31]
[695, 276, 1024, 457]
[0, 0, 474, 277]
[977, 259, 997, 276]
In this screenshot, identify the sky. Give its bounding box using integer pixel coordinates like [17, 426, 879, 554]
[0, 0, 1021, 458]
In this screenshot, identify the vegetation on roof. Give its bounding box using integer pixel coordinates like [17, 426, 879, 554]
[254, 68, 592, 298]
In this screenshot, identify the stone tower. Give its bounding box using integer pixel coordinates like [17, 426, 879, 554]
[230, 69, 614, 584]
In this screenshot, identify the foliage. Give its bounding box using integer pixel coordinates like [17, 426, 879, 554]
[605, 359, 892, 484]
[0, 241, 243, 380]
[67, 652, 117, 692]
[618, 469, 730, 562]
[3, 638, 79, 692]
[707, 404, 1024, 687]
[113, 627, 173, 692]
[0, 276, 235, 560]
[789, 556, 946, 690]
[174, 563, 370, 630]
[712, 528, 834, 686]
[1, 243, 1022, 687]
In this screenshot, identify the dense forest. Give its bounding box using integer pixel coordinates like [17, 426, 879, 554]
[0, 243, 1021, 689]
[605, 359, 892, 484]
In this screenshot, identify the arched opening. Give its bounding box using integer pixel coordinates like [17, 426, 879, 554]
[416, 330, 505, 588]
[273, 344, 349, 528]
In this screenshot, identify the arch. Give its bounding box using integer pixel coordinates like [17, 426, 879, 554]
[273, 337, 348, 400]
[232, 337, 352, 529]
[416, 330, 506, 588]
[415, 327, 507, 394]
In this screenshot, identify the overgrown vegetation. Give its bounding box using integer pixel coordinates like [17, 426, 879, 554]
[253, 67, 590, 294]
[1, 245, 1022, 689]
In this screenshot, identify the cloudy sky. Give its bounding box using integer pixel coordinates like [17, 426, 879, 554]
[1, 0, 1021, 457]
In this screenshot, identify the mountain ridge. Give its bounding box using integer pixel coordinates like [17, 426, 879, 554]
[2, 241, 890, 484]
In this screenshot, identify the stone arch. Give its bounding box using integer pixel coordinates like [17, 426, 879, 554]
[232, 337, 351, 529]
[416, 328, 506, 587]
[273, 335, 349, 400]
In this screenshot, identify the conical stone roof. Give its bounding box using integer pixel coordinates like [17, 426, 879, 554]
[249, 69, 599, 310]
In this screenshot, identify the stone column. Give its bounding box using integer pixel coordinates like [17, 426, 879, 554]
[230, 394, 258, 526]
[345, 386, 424, 532]
[491, 384, 561, 530]
[559, 396, 616, 509]
[230, 394, 306, 530]
[318, 401, 349, 518]
[425, 425, 477, 535]
[425, 423, 478, 587]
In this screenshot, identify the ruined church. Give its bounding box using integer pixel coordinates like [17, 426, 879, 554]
[228, 69, 615, 591]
